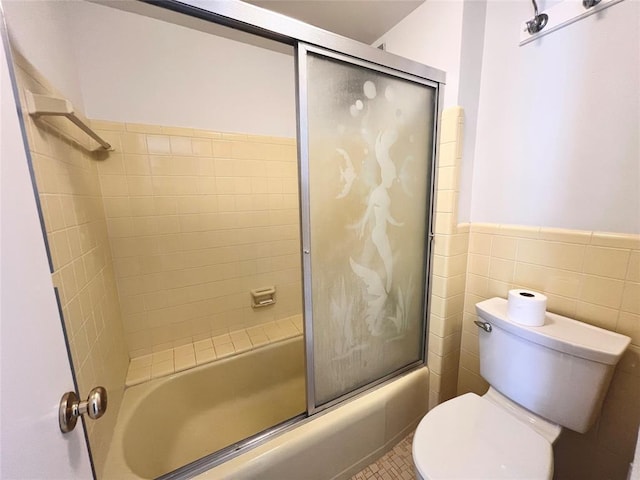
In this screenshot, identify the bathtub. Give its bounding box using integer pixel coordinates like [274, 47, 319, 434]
[104, 336, 429, 480]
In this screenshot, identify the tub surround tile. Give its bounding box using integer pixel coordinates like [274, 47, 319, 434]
[440, 106, 461, 144]
[125, 314, 303, 386]
[194, 338, 213, 352]
[92, 119, 126, 132]
[276, 317, 299, 337]
[151, 359, 174, 379]
[152, 349, 173, 363]
[129, 354, 152, 370]
[126, 366, 152, 387]
[195, 348, 217, 366]
[174, 344, 195, 358]
[429, 107, 467, 409]
[12, 53, 129, 478]
[230, 329, 250, 342]
[263, 322, 287, 342]
[250, 334, 270, 348]
[232, 337, 253, 354]
[95, 122, 303, 357]
[214, 343, 235, 359]
[212, 334, 232, 347]
[435, 190, 455, 213]
[175, 353, 197, 373]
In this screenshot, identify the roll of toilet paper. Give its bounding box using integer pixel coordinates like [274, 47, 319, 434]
[507, 289, 547, 327]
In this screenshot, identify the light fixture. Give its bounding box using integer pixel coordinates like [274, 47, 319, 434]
[583, 0, 602, 9]
[526, 0, 548, 35]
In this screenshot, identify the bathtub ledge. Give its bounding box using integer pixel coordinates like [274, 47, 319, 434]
[195, 366, 429, 480]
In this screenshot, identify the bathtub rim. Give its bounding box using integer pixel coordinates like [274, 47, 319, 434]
[104, 336, 428, 480]
[104, 336, 305, 479]
[158, 364, 428, 480]
[123, 335, 304, 410]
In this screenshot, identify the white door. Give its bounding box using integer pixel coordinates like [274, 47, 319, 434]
[0, 30, 93, 479]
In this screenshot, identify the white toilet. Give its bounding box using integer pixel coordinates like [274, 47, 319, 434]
[413, 296, 631, 480]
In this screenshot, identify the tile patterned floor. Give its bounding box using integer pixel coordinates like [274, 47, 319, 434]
[351, 432, 416, 480]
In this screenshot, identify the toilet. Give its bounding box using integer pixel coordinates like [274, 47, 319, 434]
[413, 296, 631, 480]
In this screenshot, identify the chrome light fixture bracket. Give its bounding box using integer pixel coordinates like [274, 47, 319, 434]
[526, 0, 549, 34]
[583, 0, 602, 8]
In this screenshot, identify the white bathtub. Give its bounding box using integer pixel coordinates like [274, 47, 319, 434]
[104, 336, 429, 479]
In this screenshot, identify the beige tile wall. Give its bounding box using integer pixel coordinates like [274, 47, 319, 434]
[428, 106, 469, 409]
[12, 52, 129, 478]
[91, 121, 302, 357]
[125, 314, 303, 386]
[458, 222, 640, 479]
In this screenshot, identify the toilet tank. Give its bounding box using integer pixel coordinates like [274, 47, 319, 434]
[475, 297, 630, 433]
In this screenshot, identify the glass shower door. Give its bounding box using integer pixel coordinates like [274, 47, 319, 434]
[297, 45, 438, 410]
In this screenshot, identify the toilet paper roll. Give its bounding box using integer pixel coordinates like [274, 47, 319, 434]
[507, 289, 547, 327]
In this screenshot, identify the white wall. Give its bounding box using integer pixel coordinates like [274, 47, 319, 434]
[3, 1, 296, 138]
[456, 0, 487, 223]
[470, 0, 639, 233]
[374, 0, 465, 109]
[378, 0, 639, 234]
[2, 0, 85, 111]
[373, 0, 485, 224]
[69, 2, 296, 137]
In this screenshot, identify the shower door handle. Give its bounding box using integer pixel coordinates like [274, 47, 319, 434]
[59, 386, 108, 433]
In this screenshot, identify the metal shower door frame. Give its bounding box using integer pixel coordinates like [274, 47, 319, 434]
[296, 43, 443, 414]
[154, 0, 446, 414]
[145, 0, 446, 84]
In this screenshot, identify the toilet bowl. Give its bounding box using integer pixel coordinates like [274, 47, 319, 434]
[412, 296, 631, 480]
[413, 389, 557, 480]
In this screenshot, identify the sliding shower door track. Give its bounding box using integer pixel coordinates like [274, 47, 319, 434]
[156, 413, 307, 480]
[155, 363, 426, 480]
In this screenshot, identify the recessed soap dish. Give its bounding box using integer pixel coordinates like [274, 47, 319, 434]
[251, 286, 276, 308]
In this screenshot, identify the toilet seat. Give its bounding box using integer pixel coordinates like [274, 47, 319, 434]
[413, 393, 553, 480]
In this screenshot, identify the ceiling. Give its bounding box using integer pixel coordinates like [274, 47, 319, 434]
[243, 0, 425, 44]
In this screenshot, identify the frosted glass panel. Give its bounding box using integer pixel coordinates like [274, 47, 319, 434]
[306, 52, 435, 406]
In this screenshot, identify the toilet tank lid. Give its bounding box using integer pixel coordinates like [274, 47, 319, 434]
[476, 297, 631, 365]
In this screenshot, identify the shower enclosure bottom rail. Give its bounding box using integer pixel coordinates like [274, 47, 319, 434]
[104, 337, 306, 479]
[103, 335, 428, 480]
[194, 367, 429, 480]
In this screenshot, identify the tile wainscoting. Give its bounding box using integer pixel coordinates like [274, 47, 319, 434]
[458, 223, 639, 480]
